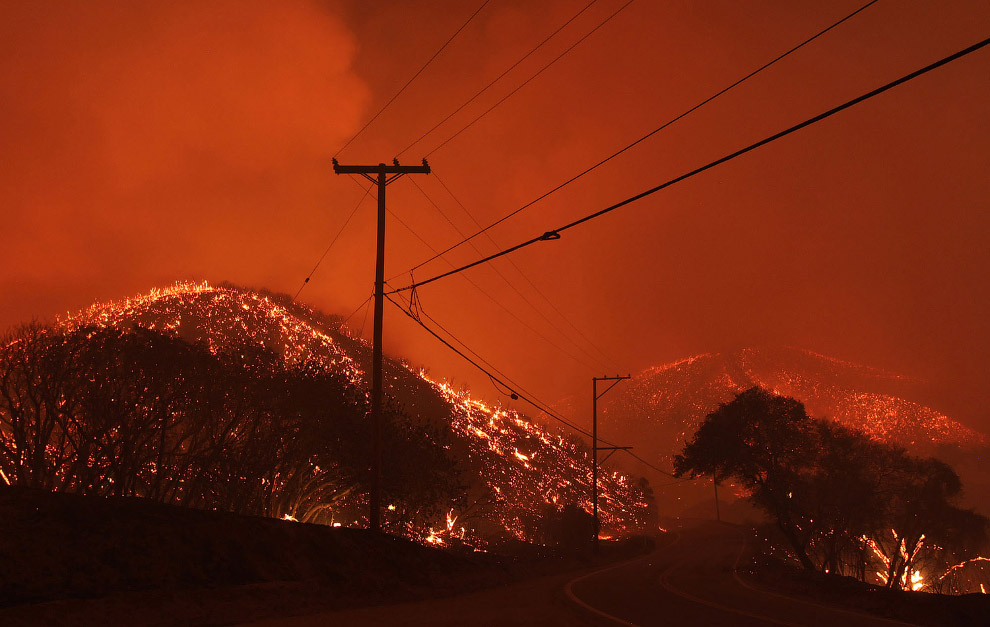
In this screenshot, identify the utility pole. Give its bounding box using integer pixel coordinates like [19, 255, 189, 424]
[331, 157, 430, 533]
[592, 375, 631, 552]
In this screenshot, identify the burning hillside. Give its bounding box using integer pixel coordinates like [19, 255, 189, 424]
[43, 281, 653, 544]
[595, 348, 986, 473]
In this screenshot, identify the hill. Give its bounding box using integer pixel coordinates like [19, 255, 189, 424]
[576, 348, 990, 513]
[44, 281, 654, 543]
[597, 348, 984, 467]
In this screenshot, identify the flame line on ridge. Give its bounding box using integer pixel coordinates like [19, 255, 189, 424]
[387, 291, 683, 478]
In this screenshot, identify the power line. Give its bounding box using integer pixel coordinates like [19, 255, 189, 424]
[405, 175, 614, 372]
[342, 289, 375, 327]
[345, 240, 685, 477]
[357, 292, 374, 339]
[401, 0, 879, 276]
[395, 0, 601, 159]
[342, 174, 455, 257]
[390, 35, 990, 295]
[431, 170, 621, 370]
[333, 0, 490, 158]
[293, 185, 374, 301]
[343, 173, 606, 371]
[424, 0, 636, 157]
[387, 291, 680, 477]
[387, 291, 589, 435]
[352, 178, 604, 370]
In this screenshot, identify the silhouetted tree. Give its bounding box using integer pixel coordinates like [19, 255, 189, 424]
[0, 323, 462, 531]
[803, 421, 890, 577]
[674, 387, 818, 569]
[674, 387, 988, 589]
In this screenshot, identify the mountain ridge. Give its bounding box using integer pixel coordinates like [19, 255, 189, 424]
[53, 281, 655, 543]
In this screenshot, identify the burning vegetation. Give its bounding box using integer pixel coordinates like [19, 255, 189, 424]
[675, 387, 990, 595]
[600, 348, 985, 472]
[0, 282, 654, 549]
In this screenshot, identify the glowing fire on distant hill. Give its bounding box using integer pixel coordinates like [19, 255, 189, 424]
[596, 348, 985, 474]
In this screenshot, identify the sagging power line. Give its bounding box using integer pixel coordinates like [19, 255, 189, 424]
[293, 184, 374, 301]
[389, 35, 990, 295]
[333, 0, 490, 158]
[400, 0, 879, 277]
[396, 0, 601, 159]
[387, 291, 589, 436]
[424, 0, 636, 158]
[405, 176, 614, 373]
[386, 290, 680, 478]
[429, 171, 622, 371]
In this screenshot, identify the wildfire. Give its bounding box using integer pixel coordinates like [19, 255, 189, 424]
[46, 282, 652, 547]
[62, 281, 363, 386]
[601, 346, 985, 487]
[417, 372, 651, 541]
[910, 570, 924, 592]
[939, 556, 990, 580]
[424, 529, 445, 545]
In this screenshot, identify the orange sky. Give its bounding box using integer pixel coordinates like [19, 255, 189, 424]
[2, 0, 989, 433]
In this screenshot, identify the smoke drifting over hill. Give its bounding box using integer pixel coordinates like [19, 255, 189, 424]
[2, 1, 989, 442]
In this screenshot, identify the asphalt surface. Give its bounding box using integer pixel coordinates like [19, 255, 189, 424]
[566, 522, 913, 627]
[251, 521, 915, 626]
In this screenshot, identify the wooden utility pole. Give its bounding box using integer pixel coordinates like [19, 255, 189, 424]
[331, 157, 430, 533]
[592, 375, 631, 552]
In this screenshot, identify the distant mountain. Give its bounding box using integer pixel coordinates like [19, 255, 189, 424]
[61, 282, 654, 543]
[592, 348, 986, 473]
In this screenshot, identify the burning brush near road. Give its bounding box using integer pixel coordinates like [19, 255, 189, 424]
[0, 282, 654, 548]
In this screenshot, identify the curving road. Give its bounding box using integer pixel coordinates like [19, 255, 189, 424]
[250, 521, 914, 626]
[564, 521, 912, 626]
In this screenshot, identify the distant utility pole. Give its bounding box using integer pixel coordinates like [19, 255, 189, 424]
[331, 157, 430, 533]
[592, 375, 631, 552]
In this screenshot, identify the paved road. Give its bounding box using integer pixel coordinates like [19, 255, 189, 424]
[566, 522, 912, 626]
[250, 521, 914, 626]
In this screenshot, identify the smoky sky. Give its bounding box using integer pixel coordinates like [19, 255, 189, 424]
[2, 0, 989, 433]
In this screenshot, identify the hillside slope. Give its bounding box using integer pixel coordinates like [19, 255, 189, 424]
[57, 282, 653, 542]
[597, 348, 985, 470]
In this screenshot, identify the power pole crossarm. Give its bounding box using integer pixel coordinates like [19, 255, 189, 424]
[331, 157, 430, 534]
[332, 158, 430, 175]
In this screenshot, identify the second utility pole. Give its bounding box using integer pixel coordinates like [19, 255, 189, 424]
[592, 374, 631, 552]
[332, 157, 430, 533]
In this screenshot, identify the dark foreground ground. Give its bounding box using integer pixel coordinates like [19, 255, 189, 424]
[250, 522, 990, 627]
[0, 486, 647, 625]
[2, 487, 987, 626]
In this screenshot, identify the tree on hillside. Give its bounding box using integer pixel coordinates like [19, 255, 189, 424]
[674, 387, 819, 569]
[0, 323, 463, 532]
[801, 421, 889, 578]
[674, 387, 989, 591]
